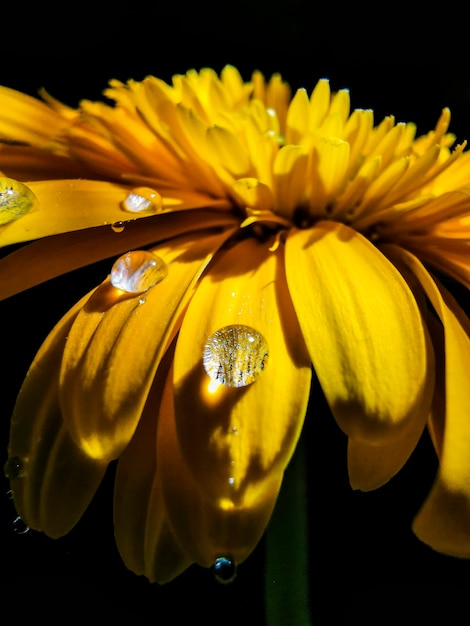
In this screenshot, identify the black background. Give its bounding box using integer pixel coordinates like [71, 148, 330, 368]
[2, 1, 470, 623]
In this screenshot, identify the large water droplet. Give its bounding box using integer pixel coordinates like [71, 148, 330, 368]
[3, 457, 25, 480]
[110, 250, 168, 294]
[0, 177, 38, 225]
[203, 325, 268, 388]
[12, 516, 29, 535]
[121, 187, 163, 214]
[212, 556, 237, 584]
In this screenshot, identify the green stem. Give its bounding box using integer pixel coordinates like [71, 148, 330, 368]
[264, 430, 312, 625]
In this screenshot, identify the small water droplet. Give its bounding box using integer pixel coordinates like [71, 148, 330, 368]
[12, 516, 29, 535]
[212, 556, 237, 584]
[0, 177, 38, 225]
[110, 250, 168, 294]
[111, 221, 125, 233]
[6, 489, 14, 500]
[228, 476, 235, 486]
[121, 187, 163, 214]
[3, 457, 25, 480]
[203, 325, 268, 388]
[138, 296, 146, 305]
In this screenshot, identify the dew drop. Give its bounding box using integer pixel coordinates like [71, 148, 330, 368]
[3, 457, 25, 480]
[12, 516, 29, 535]
[0, 177, 38, 225]
[212, 556, 237, 584]
[203, 325, 268, 388]
[110, 250, 168, 294]
[121, 187, 163, 214]
[111, 221, 125, 233]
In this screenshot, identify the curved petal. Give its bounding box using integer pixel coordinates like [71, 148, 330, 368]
[59, 228, 236, 461]
[158, 360, 283, 567]
[7, 292, 106, 538]
[385, 245, 470, 557]
[285, 221, 431, 445]
[0, 85, 65, 146]
[348, 320, 435, 490]
[0, 144, 96, 181]
[114, 347, 192, 583]
[0, 210, 238, 300]
[173, 237, 311, 508]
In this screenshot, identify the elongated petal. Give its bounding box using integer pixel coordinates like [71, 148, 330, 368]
[114, 348, 192, 583]
[173, 237, 311, 507]
[0, 210, 238, 300]
[158, 360, 283, 567]
[0, 86, 65, 145]
[285, 221, 431, 444]
[7, 293, 106, 537]
[385, 245, 470, 557]
[59, 228, 236, 461]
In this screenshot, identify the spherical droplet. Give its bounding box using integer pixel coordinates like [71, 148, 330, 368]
[0, 177, 38, 225]
[110, 250, 168, 294]
[111, 221, 125, 233]
[203, 325, 268, 388]
[12, 516, 29, 535]
[212, 556, 237, 584]
[3, 457, 25, 480]
[121, 187, 163, 214]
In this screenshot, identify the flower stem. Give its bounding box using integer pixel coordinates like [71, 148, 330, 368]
[264, 429, 312, 625]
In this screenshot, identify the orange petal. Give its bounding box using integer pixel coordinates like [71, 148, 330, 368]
[385, 245, 470, 557]
[285, 221, 431, 444]
[0, 210, 238, 300]
[6, 292, 106, 537]
[59, 228, 236, 461]
[114, 348, 192, 583]
[173, 237, 311, 508]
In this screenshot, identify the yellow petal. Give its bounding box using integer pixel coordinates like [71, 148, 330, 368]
[114, 348, 192, 583]
[285, 221, 431, 444]
[0, 86, 65, 146]
[158, 359, 283, 567]
[59, 228, 236, 461]
[0, 144, 95, 181]
[173, 237, 311, 508]
[0, 210, 238, 300]
[7, 293, 106, 537]
[386, 245, 470, 557]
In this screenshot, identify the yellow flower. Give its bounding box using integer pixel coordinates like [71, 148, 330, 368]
[1, 66, 470, 583]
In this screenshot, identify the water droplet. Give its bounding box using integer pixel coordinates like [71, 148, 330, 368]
[203, 325, 268, 388]
[12, 516, 29, 535]
[121, 187, 163, 214]
[111, 221, 125, 233]
[3, 457, 25, 480]
[0, 177, 38, 225]
[110, 250, 168, 294]
[228, 476, 235, 486]
[212, 556, 237, 584]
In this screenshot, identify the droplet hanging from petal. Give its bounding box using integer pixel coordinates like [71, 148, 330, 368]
[110, 250, 168, 294]
[203, 325, 269, 388]
[3, 457, 26, 480]
[121, 187, 163, 214]
[212, 556, 237, 584]
[0, 177, 38, 225]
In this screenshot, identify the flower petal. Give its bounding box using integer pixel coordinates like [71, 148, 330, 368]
[7, 293, 106, 537]
[173, 237, 311, 508]
[386, 245, 470, 557]
[0, 210, 238, 300]
[59, 228, 236, 461]
[158, 360, 283, 567]
[114, 348, 192, 583]
[285, 221, 431, 444]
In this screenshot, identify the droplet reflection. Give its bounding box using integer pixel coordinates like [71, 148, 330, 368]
[3, 457, 25, 480]
[0, 177, 38, 225]
[212, 556, 237, 584]
[121, 187, 163, 214]
[110, 250, 168, 294]
[203, 325, 268, 387]
[12, 516, 29, 535]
